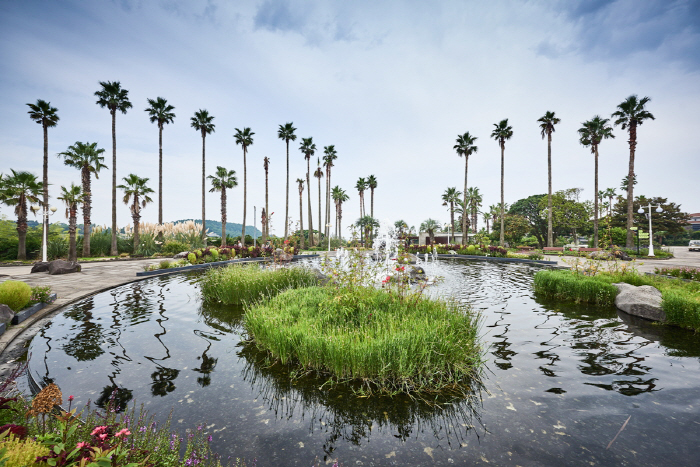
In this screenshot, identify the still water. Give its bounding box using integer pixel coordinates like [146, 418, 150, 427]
[27, 260, 700, 466]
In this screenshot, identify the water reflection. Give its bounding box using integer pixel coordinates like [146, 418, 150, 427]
[237, 344, 484, 460]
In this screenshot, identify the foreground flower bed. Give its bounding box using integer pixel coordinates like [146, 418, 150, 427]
[243, 285, 483, 396]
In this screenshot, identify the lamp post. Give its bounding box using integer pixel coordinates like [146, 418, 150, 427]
[637, 202, 663, 257]
[326, 223, 332, 251]
[31, 203, 57, 262]
[253, 206, 256, 248]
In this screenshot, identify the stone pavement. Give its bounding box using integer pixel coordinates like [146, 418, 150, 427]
[545, 246, 700, 273]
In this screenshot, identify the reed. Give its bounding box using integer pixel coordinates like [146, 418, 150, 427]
[200, 264, 318, 305]
[243, 286, 483, 396]
[533, 270, 618, 305]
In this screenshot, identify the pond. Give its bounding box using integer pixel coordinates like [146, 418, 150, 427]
[27, 260, 700, 466]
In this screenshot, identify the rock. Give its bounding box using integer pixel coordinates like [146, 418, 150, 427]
[274, 249, 294, 262]
[589, 251, 613, 260]
[613, 283, 666, 322]
[0, 304, 14, 325]
[173, 251, 190, 259]
[612, 249, 632, 261]
[310, 268, 330, 286]
[448, 250, 457, 255]
[48, 260, 81, 275]
[409, 266, 427, 282]
[31, 262, 50, 273]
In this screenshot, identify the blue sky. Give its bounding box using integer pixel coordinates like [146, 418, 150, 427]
[1, 0, 699, 235]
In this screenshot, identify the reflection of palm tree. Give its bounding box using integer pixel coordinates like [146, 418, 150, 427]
[62, 298, 105, 362]
[192, 332, 218, 388]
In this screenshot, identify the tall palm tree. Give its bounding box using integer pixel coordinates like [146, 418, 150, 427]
[366, 174, 378, 219]
[26, 99, 59, 259]
[441, 187, 461, 243]
[420, 218, 440, 245]
[483, 212, 492, 234]
[314, 159, 324, 242]
[355, 177, 367, 218]
[298, 137, 316, 246]
[263, 157, 270, 244]
[278, 123, 297, 240]
[234, 127, 255, 244]
[190, 110, 216, 241]
[332, 186, 349, 239]
[57, 184, 84, 262]
[144, 97, 176, 226]
[0, 170, 42, 260]
[394, 220, 408, 238]
[207, 166, 237, 246]
[296, 178, 305, 249]
[578, 116, 615, 248]
[356, 215, 379, 247]
[95, 81, 132, 255]
[453, 132, 478, 245]
[537, 111, 561, 247]
[488, 204, 501, 233]
[58, 141, 108, 257]
[117, 174, 154, 252]
[612, 95, 655, 248]
[603, 187, 617, 218]
[323, 145, 337, 238]
[467, 187, 483, 233]
[491, 119, 514, 247]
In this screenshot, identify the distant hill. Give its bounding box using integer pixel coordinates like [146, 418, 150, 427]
[172, 219, 261, 238]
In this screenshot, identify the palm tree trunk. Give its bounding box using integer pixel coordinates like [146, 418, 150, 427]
[594, 145, 599, 248]
[17, 202, 27, 261]
[462, 158, 468, 245]
[242, 146, 247, 244]
[42, 122, 49, 259]
[325, 168, 330, 238]
[299, 189, 305, 249]
[221, 188, 227, 246]
[306, 159, 313, 246]
[500, 141, 505, 247]
[547, 131, 553, 247]
[284, 141, 289, 240]
[317, 175, 322, 245]
[158, 124, 163, 225]
[201, 133, 206, 242]
[110, 110, 118, 256]
[370, 189, 374, 218]
[450, 203, 455, 243]
[82, 166, 91, 257]
[626, 124, 637, 248]
[264, 167, 269, 244]
[133, 199, 140, 252]
[68, 206, 77, 262]
[338, 204, 342, 240]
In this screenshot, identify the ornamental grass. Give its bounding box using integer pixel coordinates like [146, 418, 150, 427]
[243, 285, 483, 396]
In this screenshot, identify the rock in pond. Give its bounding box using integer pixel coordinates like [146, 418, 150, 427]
[0, 304, 15, 325]
[614, 283, 666, 322]
[48, 260, 81, 275]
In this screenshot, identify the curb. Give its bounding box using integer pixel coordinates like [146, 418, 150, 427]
[434, 254, 559, 266]
[135, 254, 320, 277]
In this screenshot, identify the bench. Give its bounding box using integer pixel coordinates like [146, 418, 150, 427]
[578, 248, 601, 252]
[543, 247, 564, 253]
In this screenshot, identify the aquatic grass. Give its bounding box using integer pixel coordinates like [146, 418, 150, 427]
[200, 264, 317, 305]
[243, 285, 483, 396]
[533, 270, 618, 305]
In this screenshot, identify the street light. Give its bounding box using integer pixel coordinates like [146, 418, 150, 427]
[637, 202, 663, 257]
[30, 203, 57, 262]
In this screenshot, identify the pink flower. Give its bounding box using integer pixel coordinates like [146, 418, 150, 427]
[115, 429, 131, 438]
[91, 426, 107, 436]
[98, 433, 109, 440]
[76, 442, 90, 449]
[68, 395, 74, 402]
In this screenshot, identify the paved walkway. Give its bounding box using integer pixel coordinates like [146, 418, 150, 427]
[544, 246, 700, 273]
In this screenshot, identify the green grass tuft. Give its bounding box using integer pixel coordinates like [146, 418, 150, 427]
[0, 280, 32, 311]
[533, 270, 618, 305]
[243, 285, 483, 396]
[200, 264, 318, 305]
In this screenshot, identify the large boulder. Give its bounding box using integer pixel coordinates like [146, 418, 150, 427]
[589, 250, 613, 261]
[48, 260, 81, 275]
[612, 249, 632, 261]
[0, 304, 14, 325]
[409, 266, 427, 283]
[173, 251, 190, 259]
[310, 267, 330, 286]
[613, 283, 666, 322]
[274, 248, 293, 262]
[31, 262, 50, 273]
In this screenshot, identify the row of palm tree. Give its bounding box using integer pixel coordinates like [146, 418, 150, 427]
[451, 95, 653, 248]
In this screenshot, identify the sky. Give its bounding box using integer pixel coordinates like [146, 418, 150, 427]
[1, 0, 699, 236]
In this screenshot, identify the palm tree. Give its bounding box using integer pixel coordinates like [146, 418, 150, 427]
[144, 97, 176, 226]
[367, 175, 378, 219]
[612, 95, 655, 248]
[207, 166, 237, 246]
[453, 132, 478, 245]
[323, 145, 338, 238]
[0, 170, 42, 260]
[332, 186, 349, 239]
[578, 116, 615, 248]
[537, 111, 561, 247]
[314, 159, 324, 243]
[26, 99, 59, 259]
[57, 184, 84, 262]
[441, 187, 461, 243]
[298, 137, 316, 246]
[117, 174, 154, 252]
[296, 178, 305, 249]
[263, 157, 270, 244]
[356, 215, 379, 247]
[234, 127, 255, 244]
[603, 188, 617, 218]
[483, 212, 492, 234]
[278, 123, 297, 240]
[394, 219, 408, 238]
[58, 141, 108, 257]
[420, 218, 440, 245]
[190, 110, 216, 241]
[95, 81, 132, 255]
[355, 177, 367, 218]
[491, 119, 514, 247]
[466, 187, 483, 233]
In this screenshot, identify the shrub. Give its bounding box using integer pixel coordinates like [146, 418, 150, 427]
[161, 240, 189, 256]
[0, 434, 51, 465]
[159, 260, 171, 269]
[135, 233, 159, 257]
[244, 285, 483, 396]
[47, 236, 68, 260]
[28, 286, 53, 306]
[200, 264, 318, 305]
[466, 245, 476, 255]
[209, 248, 219, 261]
[0, 280, 32, 311]
[528, 252, 544, 260]
[187, 252, 196, 264]
[655, 266, 700, 281]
